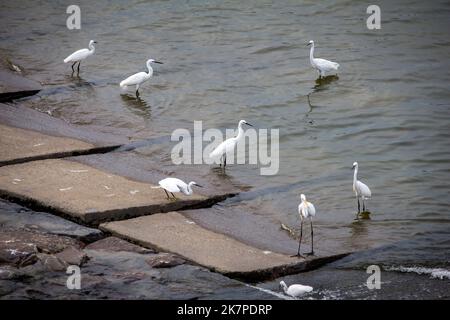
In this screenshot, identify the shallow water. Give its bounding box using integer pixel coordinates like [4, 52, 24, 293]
[1, 0, 449, 298]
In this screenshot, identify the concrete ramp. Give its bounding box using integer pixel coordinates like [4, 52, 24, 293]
[0, 69, 41, 102]
[0, 124, 107, 166]
[101, 212, 349, 281]
[0, 159, 233, 225]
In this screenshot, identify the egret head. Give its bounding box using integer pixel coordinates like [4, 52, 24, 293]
[189, 181, 203, 188]
[279, 281, 287, 290]
[352, 162, 358, 169]
[147, 59, 163, 65]
[89, 40, 97, 46]
[300, 194, 306, 201]
[307, 40, 314, 46]
[239, 119, 253, 127]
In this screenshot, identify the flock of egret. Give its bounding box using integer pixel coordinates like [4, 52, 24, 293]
[63, 39, 370, 298]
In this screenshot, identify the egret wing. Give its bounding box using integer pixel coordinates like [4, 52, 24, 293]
[120, 72, 147, 87]
[159, 178, 182, 193]
[307, 202, 316, 217]
[356, 180, 371, 198]
[314, 58, 339, 71]
[64, 48, 90, 63]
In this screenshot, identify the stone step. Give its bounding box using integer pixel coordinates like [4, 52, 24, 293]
[0, 69, 41, 102]
[0, 159, 233, 225]
[100, 212, 349, 282]
[0, 124, 118, 166]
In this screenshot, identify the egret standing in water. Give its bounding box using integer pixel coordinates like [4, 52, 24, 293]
[153, 177, 202, 200]
[307, 40, 339, 78]
[120, 59, 163, 98]
[63, 40, 97, 74]
[293, 194, 316, 257]
[209, 120, 253, 168]
[279, 281, 313, 297]
[352, 162, 372, 214]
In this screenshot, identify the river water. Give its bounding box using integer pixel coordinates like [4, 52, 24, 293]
[0, 0, 449, 298]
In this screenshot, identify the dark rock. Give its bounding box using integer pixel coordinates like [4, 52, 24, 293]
[146, 253, 185, 268]
[55, 246, 89, 266]
[37, 253, 67, 271]
[0, 249, 274, 299]
[85, 236, 153, 254]
[0, 226, 82, 268]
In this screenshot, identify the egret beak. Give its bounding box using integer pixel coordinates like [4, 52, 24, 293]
[195, 184, 203, 188]
[306, 43, 311, 46]
[351, 165, 355, 170]
[154, 61, 163, 64]
[245, 122, 253, 127]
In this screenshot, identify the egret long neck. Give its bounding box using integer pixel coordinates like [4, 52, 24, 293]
[186, 183, 193, 195]
[235, 123, 244, 141]
[146, 63, 154, 77]
[353, 167, 358, 188]
[89, 43, 95, 54]
[309, 44, 315, 65]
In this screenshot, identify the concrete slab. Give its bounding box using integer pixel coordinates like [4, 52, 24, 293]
[73, 151, 240, 198]
[101, 212, 349, 281]
[0, 103, 127, 147]
[0, 124, 103, 166]
[0, 69, 41, 102]
[182, 206, 352, 258]
[0, 159, 233, 225]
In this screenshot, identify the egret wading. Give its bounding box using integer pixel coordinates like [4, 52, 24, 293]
[153, 177, 202, 200]
[279, 281, 313, 297]
[209, 120, 253, 168]
[293, 194, 316, 257]
[63, 40, 97, 74]
[352, 161, 372, 214]
[307, 40, 339, 78]
[120, 59, 163, 98]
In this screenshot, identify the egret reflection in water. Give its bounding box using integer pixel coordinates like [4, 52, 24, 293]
[120, 93, 151, 119]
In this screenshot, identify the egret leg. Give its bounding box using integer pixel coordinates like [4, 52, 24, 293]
[363, 200, 366, 212]
[357, 197, 361, 214]
[164, 189, 170, 199]
[224, 154, 227, 167]
[71, 62, 76, 73]
[292, 219, 304, 257]
[77, 61, 81, 73]
[306, 219, 314, 256]
[170, 192, 177, 199]
[135, 85, 140, 98]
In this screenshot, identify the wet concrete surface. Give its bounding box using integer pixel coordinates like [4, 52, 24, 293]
[101, 212, 350, 282]
[0, 64, 41, 102]
[0, 159, 233, 225]
[0, 102, 126, 147]
[0, 124, 97, 166]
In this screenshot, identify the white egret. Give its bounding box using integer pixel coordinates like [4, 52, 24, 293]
[63, 40, 97, 73]
[307, 40, 339, 78]
[120, 59, 163, 97]
[153, 177, 202, 199]
[352, 161, 372, 213]
[293, 194, 316, 257]
[279, 281, 313, 297]
[209, 120, 253, 167]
